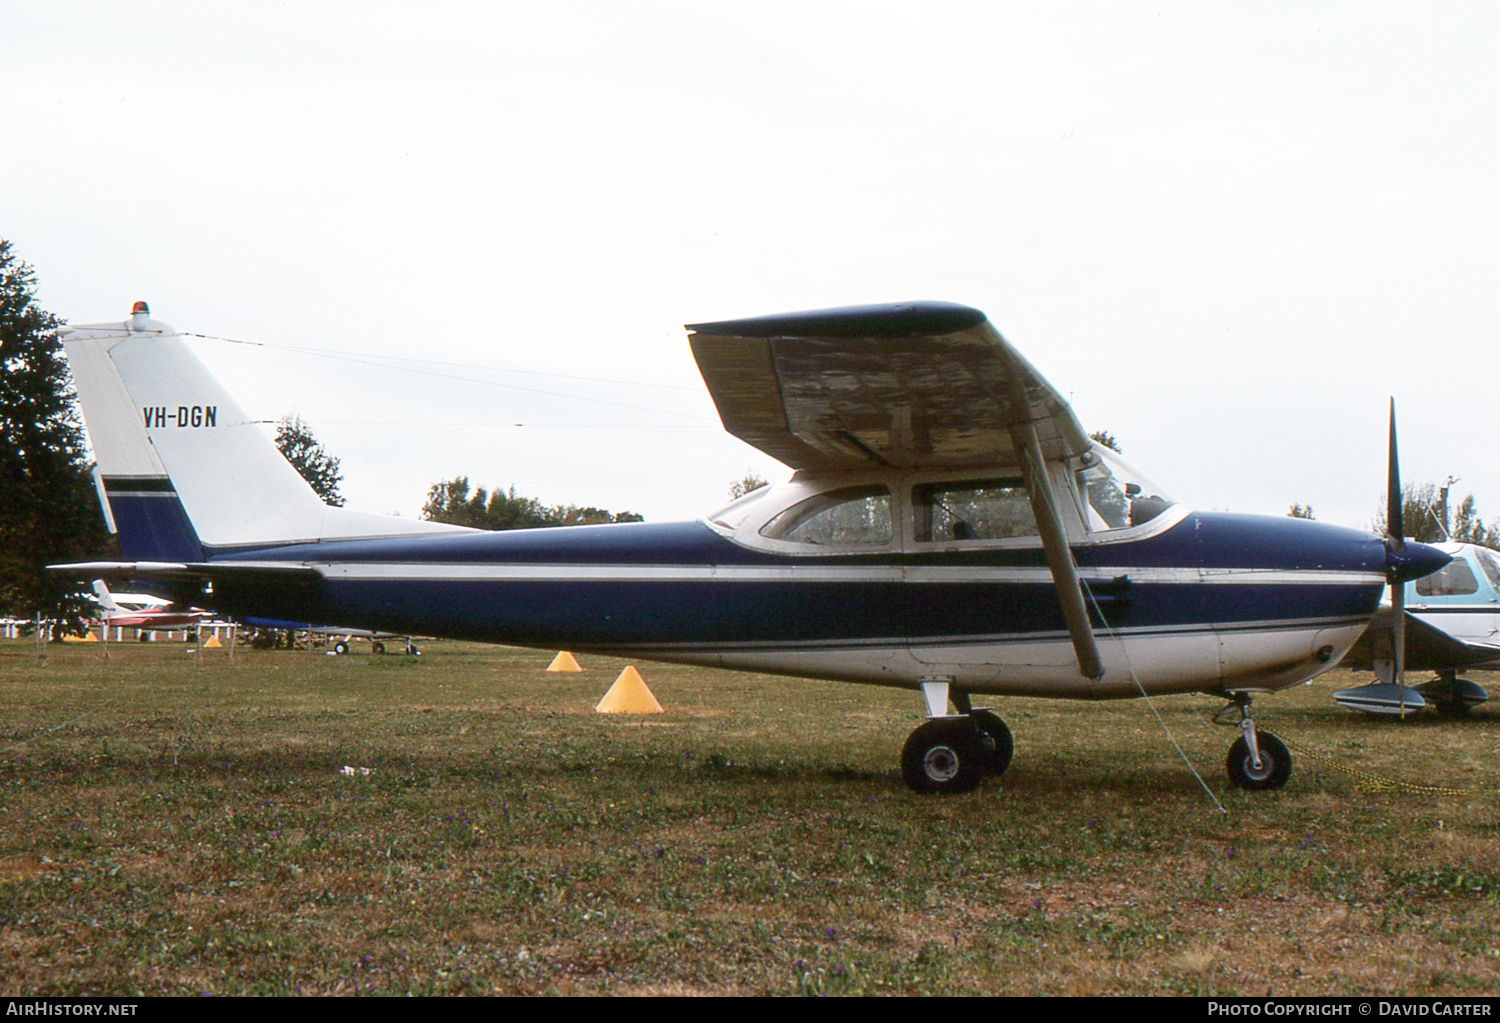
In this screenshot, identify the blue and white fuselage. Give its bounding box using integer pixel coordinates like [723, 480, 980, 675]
[193, 495, 1390, 701]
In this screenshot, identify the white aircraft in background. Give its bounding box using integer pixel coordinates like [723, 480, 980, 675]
[88, 578, 212, 632]
[52, 301, 1448, 793]
[1335, 540, 1500, 716]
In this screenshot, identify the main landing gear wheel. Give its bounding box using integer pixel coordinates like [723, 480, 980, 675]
[1226, 731, 1291, 791]
[901, 718, 986, 795]
[970, 708, 1014, 777]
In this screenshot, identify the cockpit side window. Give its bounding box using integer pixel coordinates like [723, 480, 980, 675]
[758, 485, 892, 546]
[912, 478, 1035, 543]
[1473, 548, 1500, 591]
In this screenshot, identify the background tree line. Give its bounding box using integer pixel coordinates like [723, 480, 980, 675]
[420, 477, 642, 530]
[1373, 481, 1500, 546]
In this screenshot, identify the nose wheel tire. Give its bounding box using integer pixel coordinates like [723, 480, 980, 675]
[901, 719, 985, 794]
[1226, 731, 1291, 791]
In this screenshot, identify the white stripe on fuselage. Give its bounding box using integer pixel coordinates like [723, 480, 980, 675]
[283, 561, 1383, 587]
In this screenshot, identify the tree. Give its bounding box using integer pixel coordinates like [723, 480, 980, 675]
[0, 241, 115, 630]
[1450, 493, 1499, 548]
[421, 476, 642, 530]
[728, 469, 768, 500]
[1374, 482, 1500, 546]
[1089, 430, 1121, 453]
[275, 414, 344, 506]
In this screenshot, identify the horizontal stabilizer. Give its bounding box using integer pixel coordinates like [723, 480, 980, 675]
[50, 560, 323, 583]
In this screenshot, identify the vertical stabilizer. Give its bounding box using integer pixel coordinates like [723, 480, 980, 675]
[91, 579, 120, 612]
[63, 303, 471, 556]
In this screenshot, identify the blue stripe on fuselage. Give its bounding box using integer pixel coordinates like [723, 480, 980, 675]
[197, 512, 1388, 650]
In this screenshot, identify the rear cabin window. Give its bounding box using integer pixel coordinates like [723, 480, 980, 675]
[758, 485, 892, 546]
[912, 478, 1036, 543]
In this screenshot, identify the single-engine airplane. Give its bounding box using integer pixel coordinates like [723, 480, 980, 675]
[52, 301, 1449, 794]
[88, 578, 212, 632]
[1333, 540, 1500, 717]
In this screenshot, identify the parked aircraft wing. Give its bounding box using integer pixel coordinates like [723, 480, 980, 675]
[686, 302, 1090, 472]
[1343, 607, 1500, 672]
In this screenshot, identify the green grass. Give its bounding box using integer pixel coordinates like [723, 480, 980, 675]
[2, 637, 1499, 995]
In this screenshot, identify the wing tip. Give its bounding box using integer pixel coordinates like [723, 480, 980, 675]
[686, 301, 988, 339]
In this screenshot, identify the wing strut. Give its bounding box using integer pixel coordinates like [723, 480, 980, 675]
[1010, 421, 1105, 681]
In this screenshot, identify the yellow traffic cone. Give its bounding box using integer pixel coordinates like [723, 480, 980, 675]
[595, 665, 663, 714]
[546, 650, 582, 672]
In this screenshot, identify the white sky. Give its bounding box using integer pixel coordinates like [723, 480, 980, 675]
[5, 2, 1498, 530]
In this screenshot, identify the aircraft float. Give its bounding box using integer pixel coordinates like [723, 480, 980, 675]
[52, 301, 1449, 794]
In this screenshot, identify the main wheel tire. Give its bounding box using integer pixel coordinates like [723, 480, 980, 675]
[372, 641, 386, 655]
[901, 719, 985, 795]
[1434, 698, 1472, 719]
[970, 708, 1015, 776]
[332, 641, 349, 655]
[1226, 731, 1291, 791]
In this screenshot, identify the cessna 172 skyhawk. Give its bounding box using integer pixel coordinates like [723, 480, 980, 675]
[52, 301, 1448, 794]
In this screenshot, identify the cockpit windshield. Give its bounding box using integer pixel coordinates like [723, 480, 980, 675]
[708, 486, 775, 532]
[1075, 445, 1175, 532]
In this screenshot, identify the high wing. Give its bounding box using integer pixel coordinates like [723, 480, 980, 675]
[687, 302, 1091, 472]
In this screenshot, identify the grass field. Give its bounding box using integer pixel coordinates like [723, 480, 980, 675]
[2, 636, 1498, 996]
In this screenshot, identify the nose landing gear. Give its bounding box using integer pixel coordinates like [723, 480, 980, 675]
[1219, 694, 1291, 791]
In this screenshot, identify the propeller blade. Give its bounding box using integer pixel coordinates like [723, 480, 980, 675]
[1336, 402, 1451, 717]
[1388, 398, 1404, 550]
[1388, 398, 1411, 713]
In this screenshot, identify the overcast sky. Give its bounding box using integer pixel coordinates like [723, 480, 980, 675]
[5, 2, 1498, 531]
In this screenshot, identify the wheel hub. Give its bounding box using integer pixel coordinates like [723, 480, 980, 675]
[923, 745, 960, 782]
[1241, 752, 1275, 782]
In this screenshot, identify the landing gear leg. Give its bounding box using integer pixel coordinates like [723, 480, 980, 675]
[1221, 694, 1291, 791]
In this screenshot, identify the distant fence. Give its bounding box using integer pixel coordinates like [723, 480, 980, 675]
[0, 618, 238, 642]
